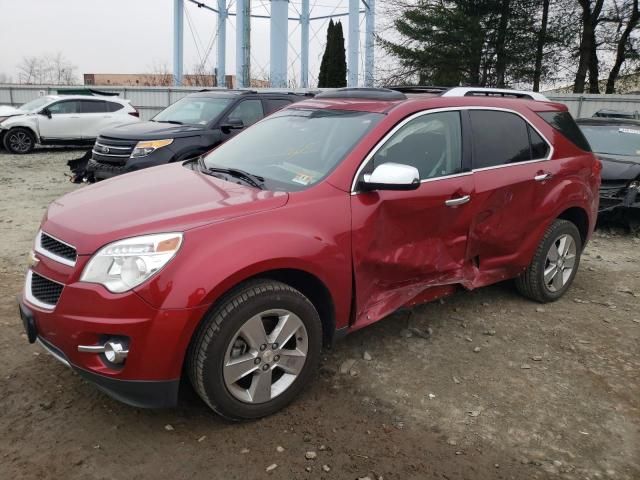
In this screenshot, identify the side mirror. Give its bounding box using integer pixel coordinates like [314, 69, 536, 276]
[360, 162, 420, 191]
[40, 108, 51, 119]
[220, 118, 244, 131]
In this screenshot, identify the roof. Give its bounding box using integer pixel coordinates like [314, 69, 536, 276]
[288, 87, 565, 114]
[188, 89, 314, 99]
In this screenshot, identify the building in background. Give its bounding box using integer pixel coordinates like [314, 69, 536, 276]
[83, 73, 268, 89]
[544, 72, 640, 95]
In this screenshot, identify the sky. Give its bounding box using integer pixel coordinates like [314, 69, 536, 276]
[0, 0, 382, 86]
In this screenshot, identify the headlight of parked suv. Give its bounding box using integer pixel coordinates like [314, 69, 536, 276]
[81, 233, 183, 293]
[131, 139, 174, 158]
[0, 116, 9, 125]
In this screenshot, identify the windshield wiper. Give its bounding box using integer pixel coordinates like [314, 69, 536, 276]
[198, 158, 265, 190]
[155, 120, 184, 125]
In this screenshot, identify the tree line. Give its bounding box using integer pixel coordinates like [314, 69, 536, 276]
[381, 0, 640, 92]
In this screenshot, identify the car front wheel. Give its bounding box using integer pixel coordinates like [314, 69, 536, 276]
[187, 280, 322, 420]
[3, 128, 36, 154]
[516, 219, 582, 303]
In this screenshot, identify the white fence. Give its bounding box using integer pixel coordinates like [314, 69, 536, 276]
[2, 84, 640, 120]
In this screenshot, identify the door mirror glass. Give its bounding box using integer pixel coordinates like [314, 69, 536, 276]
[221, 118, 244, 131]
[360, 162, 420, 191]
[40, 107, 51, 118]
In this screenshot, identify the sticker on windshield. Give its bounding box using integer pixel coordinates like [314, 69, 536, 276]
[619, 128, 640, 135]
[292, 174, 313, 185]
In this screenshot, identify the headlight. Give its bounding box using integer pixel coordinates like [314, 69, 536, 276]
[81, 233, 183, 293]
[131, 139, 173, 158]
[0, 116, 8, 125]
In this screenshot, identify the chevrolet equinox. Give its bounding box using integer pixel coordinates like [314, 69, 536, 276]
[18, 87, 601, 420]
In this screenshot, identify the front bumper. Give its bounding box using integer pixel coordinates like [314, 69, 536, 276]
[599, 181, 640, 212]
[89, 147, 176, 181]
[18, 271, 208, 408]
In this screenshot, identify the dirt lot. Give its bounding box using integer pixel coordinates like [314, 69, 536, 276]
[0, 149, 638, 480]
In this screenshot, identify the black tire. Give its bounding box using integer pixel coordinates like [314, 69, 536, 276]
[515, 219, 582, 303]
[187, 279, 322, 420]
[3, 127, 36, 154]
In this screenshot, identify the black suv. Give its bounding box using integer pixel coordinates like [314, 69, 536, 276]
[87, 90, 313, 181]
[577, 117, 640, 214]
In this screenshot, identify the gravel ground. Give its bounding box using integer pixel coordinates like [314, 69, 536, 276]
[0, 149, 639, 480]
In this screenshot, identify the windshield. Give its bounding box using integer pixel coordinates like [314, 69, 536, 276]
[153, 96, 232, 125]
[202, 108, 383, 191]
[580, 125, 640, 157]
[19, 96, 54, 112]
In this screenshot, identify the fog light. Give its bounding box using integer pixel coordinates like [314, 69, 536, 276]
[104, 341, 128, 364]
[78, 339, 129, 365]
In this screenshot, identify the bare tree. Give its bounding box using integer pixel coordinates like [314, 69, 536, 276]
[143, 61, 173, 86]
[603, 0, 640, 92]
[17, 53, 77, 85]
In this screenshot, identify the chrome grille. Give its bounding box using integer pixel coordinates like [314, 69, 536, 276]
[91, 136, 137, 165]
[30, 272, 64, 307]
[40, 232, 77, 263]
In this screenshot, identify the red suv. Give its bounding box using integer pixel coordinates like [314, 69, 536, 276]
[18, 87, 600, 420]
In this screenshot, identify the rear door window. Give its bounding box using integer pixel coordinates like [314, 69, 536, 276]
[81, 100, 107, 113]
[265, 98, 293, 114]
[469, 110, 540, 168]
[529, 126, 550, 159]
[226, 99, 264, 127]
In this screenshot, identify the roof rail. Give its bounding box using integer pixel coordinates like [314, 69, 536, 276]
[442, 87, 548, 101]
[315, 88, 407, 101]
[387, 85, 450, 94]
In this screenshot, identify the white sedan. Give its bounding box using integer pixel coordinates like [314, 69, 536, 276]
[0, 95, 140, 154]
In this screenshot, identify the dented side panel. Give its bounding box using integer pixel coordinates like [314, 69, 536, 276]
[350, 174, 475, 328]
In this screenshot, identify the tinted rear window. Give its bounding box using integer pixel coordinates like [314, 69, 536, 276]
[106, 101, 124, 112]
[469, 110, 533, 168]
[265, 98, 292, 114]
[81, 100, 107, 113]
[538, 111, 591, 152]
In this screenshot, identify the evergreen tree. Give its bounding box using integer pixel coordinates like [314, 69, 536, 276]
[381, 0, 541, 87]
[318, 20, 335, 88]
[332, 21, 348, 87]
[318, 20, 347, 87]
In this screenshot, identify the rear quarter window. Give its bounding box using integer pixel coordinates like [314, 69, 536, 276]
[106, 101, 124, 112]
[538, 111, 591, 152]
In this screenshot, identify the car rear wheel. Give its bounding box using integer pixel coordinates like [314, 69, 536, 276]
[515, 219, 582, 303]
[3, 128, 36, 154]
[187, 279, 322, 420]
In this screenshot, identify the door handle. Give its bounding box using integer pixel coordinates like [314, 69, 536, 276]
[70, 116, 80, 119]
[534, 172, 553, 182]
[445, 195, 471, 207]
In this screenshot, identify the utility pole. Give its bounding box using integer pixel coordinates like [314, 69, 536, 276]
[347, 0, 359, 87]
[235, 0, 251, 88]
[270, 0, 289, 87]
[300, 0, 310, 88]
[364, 0, 375, 87]
[217, 0, 228, 87]
[173, 0, 184, 86]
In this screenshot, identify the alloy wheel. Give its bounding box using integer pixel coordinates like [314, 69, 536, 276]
[9, 131, 32, 153]
[223, 309, 308, 404]
[543, 233, 577, 293]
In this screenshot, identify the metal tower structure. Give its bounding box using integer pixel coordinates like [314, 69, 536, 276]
[173, 0, 375, 88]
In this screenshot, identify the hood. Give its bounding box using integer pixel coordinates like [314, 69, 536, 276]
[100, 121, 208, 140]
[0, 105, 21, 117]
[596, 153, 640, 182]
[42, 163, 288, 254]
